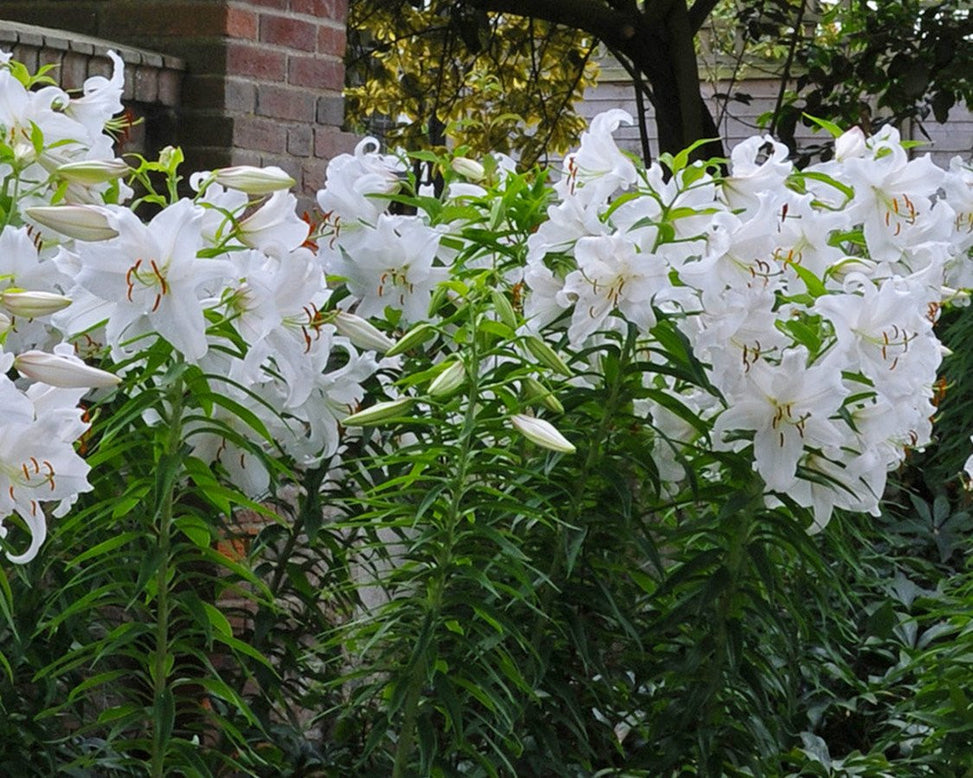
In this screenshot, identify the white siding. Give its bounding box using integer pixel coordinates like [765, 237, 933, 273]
[579, 70, 972, 167]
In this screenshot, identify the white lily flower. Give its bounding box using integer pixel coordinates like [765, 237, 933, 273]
[66, 199, 231, 362]
[560, 233, 667, 346]
[0, 376, 93, 563]
[713, 348, 845, 493]
[236, 190, 310, 254]
[328, 214, 446, 324]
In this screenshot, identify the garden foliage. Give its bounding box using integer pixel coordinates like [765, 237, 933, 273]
[0, 51, 971, 776]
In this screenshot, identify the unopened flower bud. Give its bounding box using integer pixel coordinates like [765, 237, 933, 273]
[523, 377, 564, 413]
[834, 127, 867, 161]
[511, 414, 575, 454]
[333, 311, 395, 353]
[26, 205, 119, 242]
[214, 165, 295, 194]
[0, 290, 72, 318]
[14, 350, 121, 388]
[342, 398, 414, 427]
[13, 141, 35, 167]
[523, 336, 572, 377]
[491, 290, 518, 330]
[428, 360, 466, 398]
[450, 157, 486, 182]
[386, 322, 436, 357]
[56, 158, 130, 184]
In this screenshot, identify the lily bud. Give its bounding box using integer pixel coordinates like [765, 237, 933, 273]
[523, 336, 572, 377]
[214, 165, 295, 194]
[13, 141, 35, 167]
[386, 322, 436, 356]
[342, 398, 414, 427]
[0, 290, 72, 318]
[428, 360, 466, 398]
[26, 205, 119, 242]
[491, 289, 518, 330]
[523, 377, 564, 414]
[56, 158, 130, 184]
[14, 350, 121, 388]
[834, 127, 867, 161]
[511, 414, 576, 454]
[333, 311, 395, 353]
[450, 157, 486, 182]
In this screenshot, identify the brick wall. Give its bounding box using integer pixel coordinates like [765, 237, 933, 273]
[0, 0, 355, 205]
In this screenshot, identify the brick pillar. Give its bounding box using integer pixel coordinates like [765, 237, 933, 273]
[0, 0, 355, 205]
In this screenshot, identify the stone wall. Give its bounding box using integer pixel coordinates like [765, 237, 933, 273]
[0, 0, 355, 205]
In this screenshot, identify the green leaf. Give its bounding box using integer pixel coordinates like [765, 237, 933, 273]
[175, 515, 212, 548]
[802, 114, 845, 138]
[201, 602, 233, 639]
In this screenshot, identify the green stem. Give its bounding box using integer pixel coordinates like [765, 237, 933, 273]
[149, 377, 185, 778]
[696, 493, 756, 775]
[532, 327, 637, 644]
[390, 312, 482, 778]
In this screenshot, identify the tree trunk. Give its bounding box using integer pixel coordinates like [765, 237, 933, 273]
[472, 0, 725, 162]
[617, 0, 724, 162]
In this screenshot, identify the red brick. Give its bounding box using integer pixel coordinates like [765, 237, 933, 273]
[289, 0, 342, 15]
[258, 155, 301, 185]
[260, 14, 317, 51]
[316, 95, 345, 126]
[233, 115, 288, 154]
[287, 125, 313, 156]
[314, 127, 357, 159]
[302, 156, 329, 193]
[226, 6, 258, 39]
[289, 0, 318, 14]
[317, 23, 346, 57]
[256, 83, 315, 122]
[243, 0, 287, 8]
[225, 77, 256, 113]
[226, 41, 285, 80]
[320, 0, 348, 19]
[288, 55, 343, 90]
[229, 149, 263, 167]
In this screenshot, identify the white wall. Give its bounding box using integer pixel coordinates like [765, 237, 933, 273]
[579, 68, 972, 168]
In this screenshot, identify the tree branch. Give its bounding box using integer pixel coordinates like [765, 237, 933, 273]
[469, 0, 640, 48]
[687, 0, 722, 33]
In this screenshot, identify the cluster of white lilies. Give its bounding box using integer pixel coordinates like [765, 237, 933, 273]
[0, 50, 970, 562]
